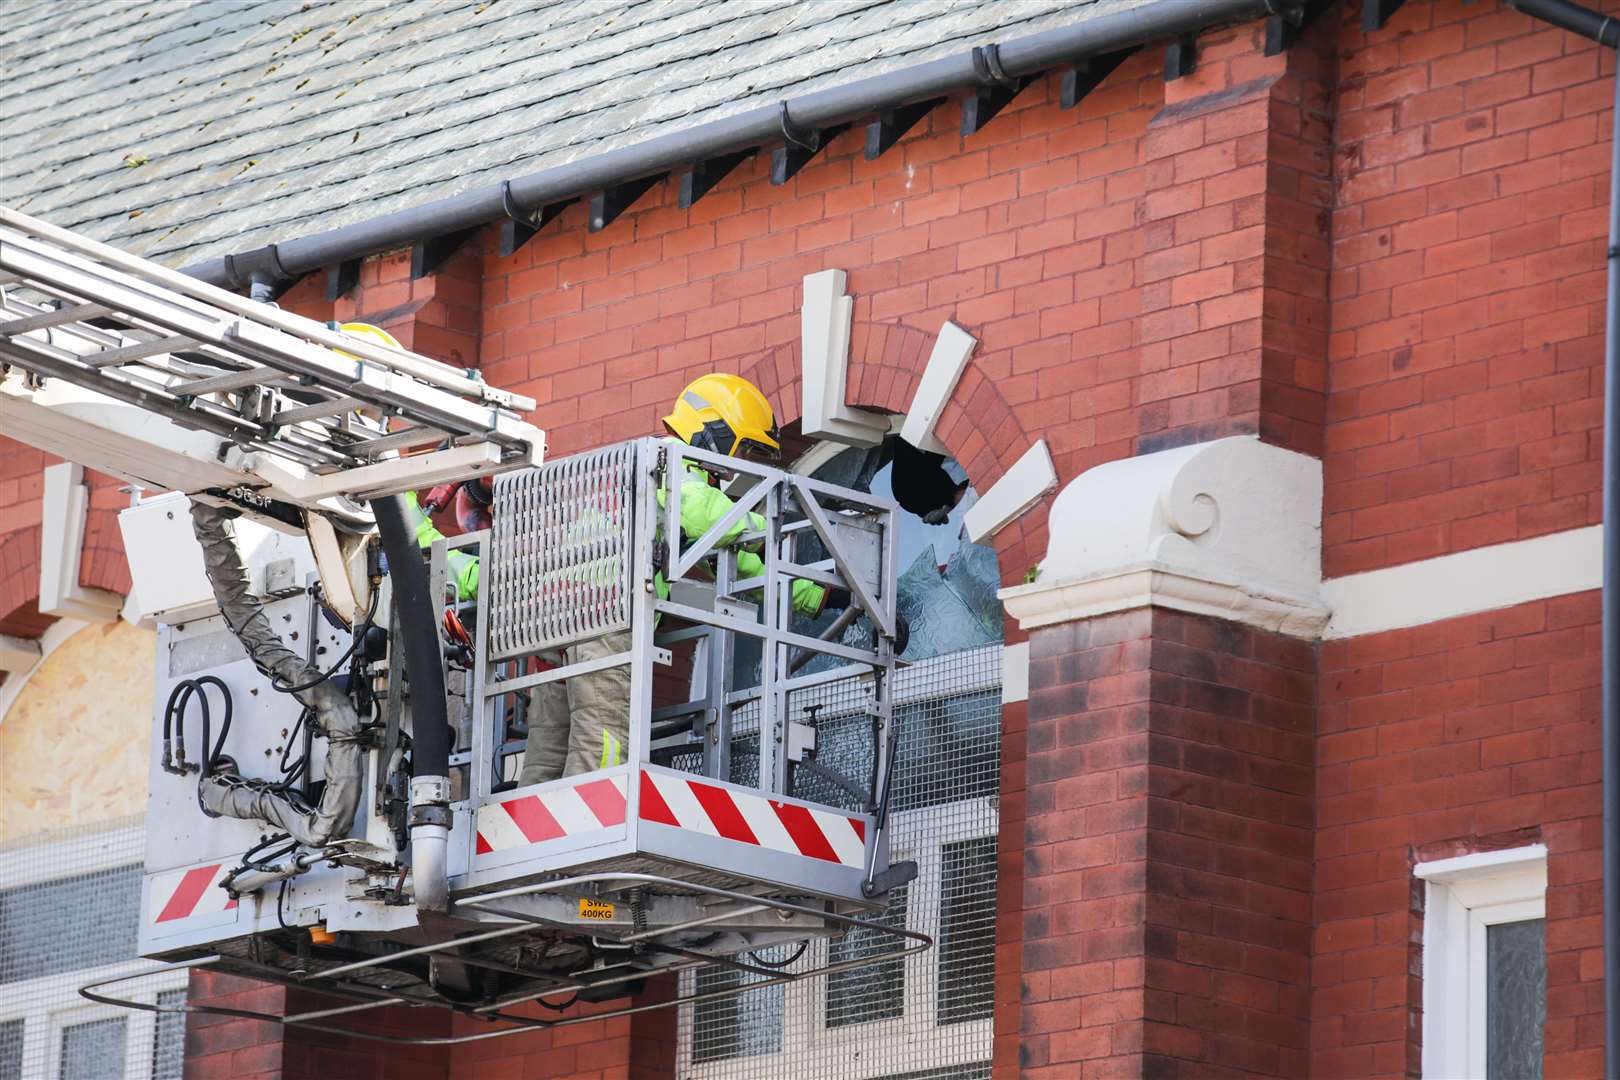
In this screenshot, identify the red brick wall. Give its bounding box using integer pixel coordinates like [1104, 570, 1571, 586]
[444, 980, 676, 1080]
[1021, 607, 1316, 1078]
[1324, 0, 1613, 577]
[471, 19, 1332, 591]
[1313, 591, 1604, 1077]
[183, 970, 293, 1080]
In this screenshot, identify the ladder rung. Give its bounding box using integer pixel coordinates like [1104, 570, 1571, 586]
[275, 397, 368, 424]
[179, 366, 287, 397]
[346, 426, 449, 457]
[85, 333, 196, 368]
[0, 302, 113, 335]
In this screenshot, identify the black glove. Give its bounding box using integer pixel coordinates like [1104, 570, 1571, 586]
[892, 614, 910, 657]
[821, 587, 851, 614]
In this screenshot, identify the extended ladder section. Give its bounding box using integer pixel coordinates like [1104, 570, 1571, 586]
[0, 206, 543, 518]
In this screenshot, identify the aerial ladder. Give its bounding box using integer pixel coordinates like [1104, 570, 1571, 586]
[0, 207, 920, 1044]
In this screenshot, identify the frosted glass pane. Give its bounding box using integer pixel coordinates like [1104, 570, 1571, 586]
[1487, 918, 1545, 1080]
[60, 1017, 127, 1080]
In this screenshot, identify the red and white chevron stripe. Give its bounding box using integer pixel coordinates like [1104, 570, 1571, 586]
[638, 771, 867, 869]
[476, 774, 629, 855]
[150, 863, 238, 924]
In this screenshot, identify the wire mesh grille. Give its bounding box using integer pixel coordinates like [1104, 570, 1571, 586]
[0, 815, 187, 1080]
[678, 644, 1001, 1079]
[488, 441, 638, 659]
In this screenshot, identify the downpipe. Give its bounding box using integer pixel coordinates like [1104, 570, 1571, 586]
[1605, 54, 1620, 1080]
[1508, 3, 1620, 1074]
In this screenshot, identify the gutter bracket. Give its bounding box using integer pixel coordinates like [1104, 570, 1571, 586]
[679, 149, 757, 209]
[1164, 35, 1198, 82]
[326, 259, 361, 302]
[1362, 0, 1408, 31]
[411, 228, 479, 280]
[865, 98, 946, 160]
[773, 105, 848, 186]
[1060, 47, 1137, 110]
[962, 45, 1037, 136]
[499, 182, 575, 256]
[1266, 0, 1333, 54]
[589, 174, 666, 233]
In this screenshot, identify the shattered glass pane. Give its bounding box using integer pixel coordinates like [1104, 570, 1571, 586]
[731, 444, 1002, 687]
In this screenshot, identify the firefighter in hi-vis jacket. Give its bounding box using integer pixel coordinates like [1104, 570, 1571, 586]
[404, 373, 849, 783]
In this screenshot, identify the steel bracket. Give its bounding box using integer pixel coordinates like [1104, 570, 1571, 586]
[679, 149, 756, 209]
[1060, 48, 1137, 110]
[772, 104, 848, 185]
[589, 174, 665, 233]
[1164, 35, 1198, 82]
[865, 98, 945, 160]
[1363, 0, 1407, 31]
[411, 228, 479, 280]
[1266, 0, 1333, 54]
[499, 182, 575, 256]
[961, 45, 1036, 136]
[325, 259, 361, 302]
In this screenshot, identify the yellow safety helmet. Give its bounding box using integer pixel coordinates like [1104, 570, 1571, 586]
[332, 321, 402, 357]
[662, 374, 781, 458]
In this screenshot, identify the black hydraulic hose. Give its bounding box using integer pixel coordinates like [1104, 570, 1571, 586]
[272, 587, 380, 694]
[164, 676, 232, 778]
[370, 495, 450, 780]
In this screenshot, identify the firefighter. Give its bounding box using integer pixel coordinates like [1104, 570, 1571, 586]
[518, 374, 847, 784]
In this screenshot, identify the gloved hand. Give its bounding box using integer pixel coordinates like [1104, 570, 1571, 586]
[821, 587, 851, 613]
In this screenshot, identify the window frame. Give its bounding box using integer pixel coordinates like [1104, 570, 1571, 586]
[1416, 845, 1548, 1080]
[0, 820, 186, 1080]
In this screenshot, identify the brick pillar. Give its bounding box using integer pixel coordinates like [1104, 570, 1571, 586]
[445, 978, 678, 1079]
[183, 971, 453, 1080]
[1018, 608, 1317, 1078]
[1135, 17, 1333, 458]
[182, 970, 292, 1080]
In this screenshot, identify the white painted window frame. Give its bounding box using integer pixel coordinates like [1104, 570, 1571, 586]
[0, 820, 187, 1080]
[1416, 845, 1548, 1080]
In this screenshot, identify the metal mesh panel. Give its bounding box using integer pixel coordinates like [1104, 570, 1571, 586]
[679, 645, 1002, 1078]
[60, 1018, 127, 1080]
[151, 990, 186, 1080]
[0, 816, 187, 1080]
[488, 442, 637, 658]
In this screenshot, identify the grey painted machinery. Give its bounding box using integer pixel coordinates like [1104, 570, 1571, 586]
[93, 438, 920, 1042]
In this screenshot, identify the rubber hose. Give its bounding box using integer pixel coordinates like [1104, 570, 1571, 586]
[370, 495, 451, 779]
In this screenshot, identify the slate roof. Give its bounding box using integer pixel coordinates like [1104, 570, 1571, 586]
[0, 0, 1133, 272]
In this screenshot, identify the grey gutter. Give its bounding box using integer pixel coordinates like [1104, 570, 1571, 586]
[184, 0, 1277, 289]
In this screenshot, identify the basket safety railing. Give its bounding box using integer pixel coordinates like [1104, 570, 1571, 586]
[469, 437, 900, 813]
